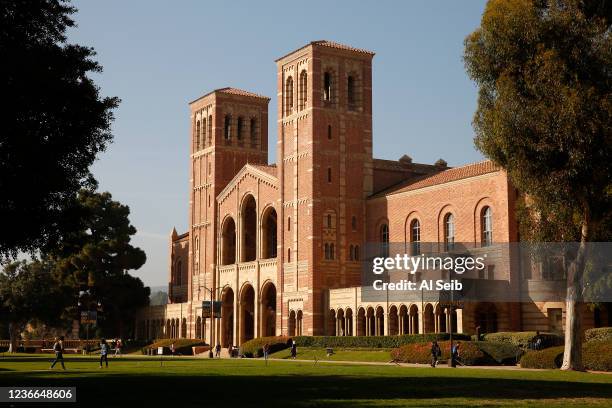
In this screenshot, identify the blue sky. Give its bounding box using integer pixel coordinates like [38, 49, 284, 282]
[68, 0, 488, 287]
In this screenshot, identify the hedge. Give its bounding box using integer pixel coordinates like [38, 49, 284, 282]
[520, 341, 612, 371]
[141, 339, 207, 355]
[240, 336, 290, 358]
[585, 327, 612, 343]
[483, 331, 563, 349]
[292, 333, 470, 349]
[391, 341, 522, 366]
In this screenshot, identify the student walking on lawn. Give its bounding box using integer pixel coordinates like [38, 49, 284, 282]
[430, 341, 441, 367]
[50, 337, 66, 370]
[99, 339, 109, 368]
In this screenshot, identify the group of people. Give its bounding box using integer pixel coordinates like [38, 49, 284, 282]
[49, 337, 124, 370]
[430, 340, 461, 368]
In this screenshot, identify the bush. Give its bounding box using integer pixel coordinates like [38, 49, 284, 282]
[520, 347, 564, 369]
[585, 327, 612, 343]
[474, 341, 523, 364]
[141, 339, 207, 355]
[391, 341, 487, 365]
[483, 331, 563, 349]
[293, 333, 470, 349]
[240, 336, 290, 358]
[583, 340, 612, 371]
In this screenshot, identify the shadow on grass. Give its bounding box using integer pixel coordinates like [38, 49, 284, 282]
[3, 371, 611, 407]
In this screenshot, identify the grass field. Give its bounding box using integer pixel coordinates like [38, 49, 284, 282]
[0, 354, 611, 407]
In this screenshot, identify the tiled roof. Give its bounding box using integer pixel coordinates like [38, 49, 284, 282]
[190, 87, 270, 104]
[276, 40, 375, 61]
[251, 164, 277, 177]
[372, 160, 501, 198]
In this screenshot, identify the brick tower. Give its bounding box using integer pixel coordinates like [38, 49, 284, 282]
[276, 41, 375, 335]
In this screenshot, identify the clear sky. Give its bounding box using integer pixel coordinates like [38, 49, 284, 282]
[67, 0, 488, 287]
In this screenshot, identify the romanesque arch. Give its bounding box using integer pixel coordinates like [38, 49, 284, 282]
[388, 305, 399, 335]
[328, 309, 337, 336]
[261, 206, 278, 259]
[337, 309, 346, 336]
[366, 307, 375, 336]
[357, 307, 366, 336]
[221, 287, 234, 347]
[288, 310, 296, 336]
[409, 305, 419, 334]
[475, 302, 498, 334]
[260, 281, 277, 337]
[424, 303, 435, 333]
[221, 217, 236, 265]
[239, 283, 255, 344]
[399, 305, 408, 335]
[241, 195, 257, 262]
[345, 308, 353, 336]
[375, 306, 385, 336]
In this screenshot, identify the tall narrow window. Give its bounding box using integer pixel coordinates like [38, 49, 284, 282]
[324, 72, 332, 102]
[444, 213, 455, 251]
[330, 244, 335, 260]
[208, 115, 213, 145]
[351, 216, 357, 231]
[410, 219, 421, 255]
[202, 117, 207, 148]
[285, 76, 294, 116]
[299, 70, 308, 110]
[224, 115, 232, 141]
[354, 245, 360, 261]
[250, 118, 257, 147]
[287, 248, 291, 262]
[287, 217, 291, 231]
[327, 125, 332, 140]
[481, 206, 492, 247]
[347, 75, 355, 110]
[324, 243, 330, 260]
[380, 224, 389, 257]
[195, 120, 201, 150]
[327, 214, 332, 228]
[237, 117, 244, 142]
[349, 245, 354, 261]
[327, 168, 332, 183]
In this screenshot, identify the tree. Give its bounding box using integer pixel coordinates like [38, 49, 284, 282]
[48, 190, 149, 338]
[0, 0, 119, 258]
[0, 261, 69, 352]
[464, 0, 611, 370]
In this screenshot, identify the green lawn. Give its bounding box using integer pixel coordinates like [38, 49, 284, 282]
[0, 354, 611, 407]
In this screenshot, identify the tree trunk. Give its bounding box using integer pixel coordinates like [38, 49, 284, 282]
[8, 322, 19, 353]
[561, 208, 590, 371]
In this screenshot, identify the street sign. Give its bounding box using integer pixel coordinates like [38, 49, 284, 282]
[80, 311, 97, 324]
[202, 301, 222, 318]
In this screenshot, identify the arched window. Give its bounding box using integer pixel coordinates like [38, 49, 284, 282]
[330, 243, 335, 260]
[324, 243, 330, 260]
[349, 245, 354, 261]
[202, 117, 207, 148]
[327, 124, 332, 140]
[351, 216, 357, 231]
[208, 115, 213, 145]
[327, 214, 332, 228]
[285, 76, 294, 116]
[444, 213, 455, 251]
[380, 223, 389, 257]
[323, 72, 333, 102]
[354, 245, 360, 261]
[409, 219, 421, 255]
[287, 216, 291, 231]
[327, 168, 332, 182]
[250, 118, 257, 147]
[481, 206, 492, 247]
[347, 75, 356, 110]
[287, 248, 291, 262]
[237, 117, 244, 141]
[195, 120, 201, 150]
[224, 115, 232, 141]
[299, 70, 308, 110]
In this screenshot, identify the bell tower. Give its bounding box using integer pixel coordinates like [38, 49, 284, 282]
[276, 41, 374, 335]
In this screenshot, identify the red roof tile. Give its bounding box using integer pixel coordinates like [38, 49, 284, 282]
[276, 40, 375, 61]
[190, 87, 270, 104]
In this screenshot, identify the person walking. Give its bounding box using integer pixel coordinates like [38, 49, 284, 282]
[290, 340, 297, 360]
[263, 343, 270, 361]
[215, 343, 221, 358]
[114, 338, 122, 356]
[430, 341, 441, 367]
[99, 338, 109, 368]
[170, 342, 176, 356]
[50, 336, 66, 370]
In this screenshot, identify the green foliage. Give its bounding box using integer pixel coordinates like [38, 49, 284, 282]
[483, 331, 563, 349]
[240, 336, 290, 358]
[583, 340, 612, 371]
[520, 346, 565, 369]
[149, 291, 168, 306]
[391, 341, 522, 366]
[142, 339, 207, 355]
[585, 327, 612, 343]
[0, 0, 119, 258]
[292, 333, 470, 349]
[473, 341, 523, 364]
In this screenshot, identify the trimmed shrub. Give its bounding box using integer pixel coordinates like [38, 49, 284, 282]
[391, 341, 486, 365]
[141, 339, 207, 355]
[585, 327, 612, 343]
[520, 347, 564, 369]
[483, 331, 563, 349]
[293, 333, 470, 349]
[583, 340, 612, 371]
[474, 341, 523, 365]
[240, 336, 290, 358]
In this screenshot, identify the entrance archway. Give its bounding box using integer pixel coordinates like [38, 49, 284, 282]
[260, 281, 277, 337]
[424, 303, 435, 333]
[475, 302, 498, 334]
[241, 195, 257, 262]
[288, 310, 296, 336]
[221, 217, 236, 265]
[261, 207, 277, 259]
[239, 284, 255, 344]
[221, 287, 234, 347]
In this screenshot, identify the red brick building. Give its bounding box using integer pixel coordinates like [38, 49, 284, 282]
[135, 41, 608, 346]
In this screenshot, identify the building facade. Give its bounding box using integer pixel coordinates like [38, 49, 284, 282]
[135, 41, 609, 345]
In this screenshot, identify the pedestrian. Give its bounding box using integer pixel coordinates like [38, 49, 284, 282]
[50, 336, 66, 370]
[99, 338, 109, 368]
[263, 343, 270, 361]
[170, 342, 176, 356]
[451, 342, 461, 367]
[115, 338, 122, 356]
[534, 331, 542, 351]
[290, 340, 297, 359]
[430, 341, 441, 367]
[215, 343, 221, 358]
